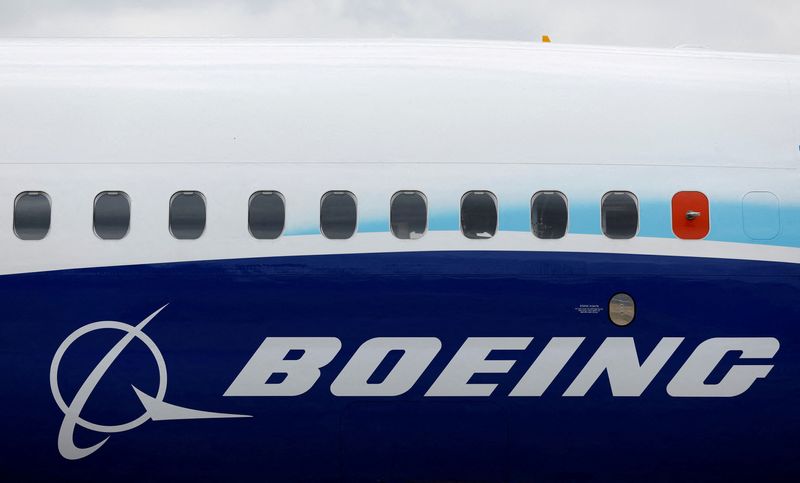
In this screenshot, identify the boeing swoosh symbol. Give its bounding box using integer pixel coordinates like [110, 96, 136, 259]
[50, 305, 250, 460]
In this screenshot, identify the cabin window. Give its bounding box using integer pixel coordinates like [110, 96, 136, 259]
[672, 191, 709, 240]
[249, 191, 285, 239]
[742, 191, 780, 240]
[390, 191, 427, 239]
[169, 191, 206, 240]
[531, 191, 568, 239]
[14, 191, 51, 240]
[94, 191, 130, 240]
[461, 191, 497, 239]
[320, 191, 357, 239]
[601, 191, 638, 239]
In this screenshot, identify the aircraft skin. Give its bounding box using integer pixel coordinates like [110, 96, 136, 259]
[0, 39, 799, 482]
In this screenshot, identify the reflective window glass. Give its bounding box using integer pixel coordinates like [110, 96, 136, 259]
[94, 191, 130, 240]
[461, 191, 497, 239]
[320, 191, 357, 239]
[169, 191, 206, 240]
[601, 191, 638, 239]
[531, 191, 568, 239]
[14, 192, 51, 240]
[249, 191, 285, 239]
[390, 191, 427, 239]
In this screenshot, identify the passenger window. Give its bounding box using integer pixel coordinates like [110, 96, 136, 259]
[531, 191, 568, 239]
[249, 191, 285, 239]
[320, 191, 357, 239]
[94, 191, 130, 240]
[14, 191, 51, 240]
[390, 191, 427, 239]
[672, 191, 709, 240]
[601, 191, 638, 239]
[461, 191, 497, 239]
[169, 191, 206, 240]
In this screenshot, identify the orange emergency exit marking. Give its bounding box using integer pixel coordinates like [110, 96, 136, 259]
[672, 191, 709, 239]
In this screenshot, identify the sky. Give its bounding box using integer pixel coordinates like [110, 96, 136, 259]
[0, 0, 798, 54]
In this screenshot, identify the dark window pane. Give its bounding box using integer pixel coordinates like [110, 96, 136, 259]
[461, 191, 497, 239]
[14, 192, 51, 240]
[249, 191, 285, 239]
[602, 192, 638, 239]
[170, 191, 206, 240]
[531, 191, 568, 239]
[94, 191, 130, 240]
[391, 191, 427, 239]
[320, 191, 356, 239]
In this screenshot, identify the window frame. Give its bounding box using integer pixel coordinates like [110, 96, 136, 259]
[93, 191, 131, 240]
[390, 190, 428, 240]
[530, 190, 568, 239]
[320, 190, 358, 240]
[13, 191, 52, 241]
[459, 190, 499, 240]
[601, 191, 639, 240]
[248, 191, 286, 240]
[169, 190, 207, 240]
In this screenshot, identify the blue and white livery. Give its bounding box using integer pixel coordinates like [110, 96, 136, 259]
[0, 39, 798, 482]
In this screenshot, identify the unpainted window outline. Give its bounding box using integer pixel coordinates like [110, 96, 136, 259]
[169, 190, 207, 240]
[93, 191, 131, 240]
[14, 191, 52, 241]
[320, 190, 358, 240]
[530, 190, 568, 239]
[600, 191, 639, 239]
[248, 190, 286, 240]
[390, 190, 428, 240]
[741, 190, 781, 240]
[459, 190, 499, 239]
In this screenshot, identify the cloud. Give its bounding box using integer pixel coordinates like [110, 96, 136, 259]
[0, 0, 797, 54]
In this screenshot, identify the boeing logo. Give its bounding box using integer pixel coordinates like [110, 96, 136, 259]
[49, 305, 250, 460]
[225, 336, 779, 398]
[52, 306, 780, 460]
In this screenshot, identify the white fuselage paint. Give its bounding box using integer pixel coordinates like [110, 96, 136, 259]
[0, 40, 799, 276]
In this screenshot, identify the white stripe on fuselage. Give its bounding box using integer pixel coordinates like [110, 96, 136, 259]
[1, 232, 798, 276]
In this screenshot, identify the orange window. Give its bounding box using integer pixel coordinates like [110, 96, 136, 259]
[672, 191, 709, 239]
